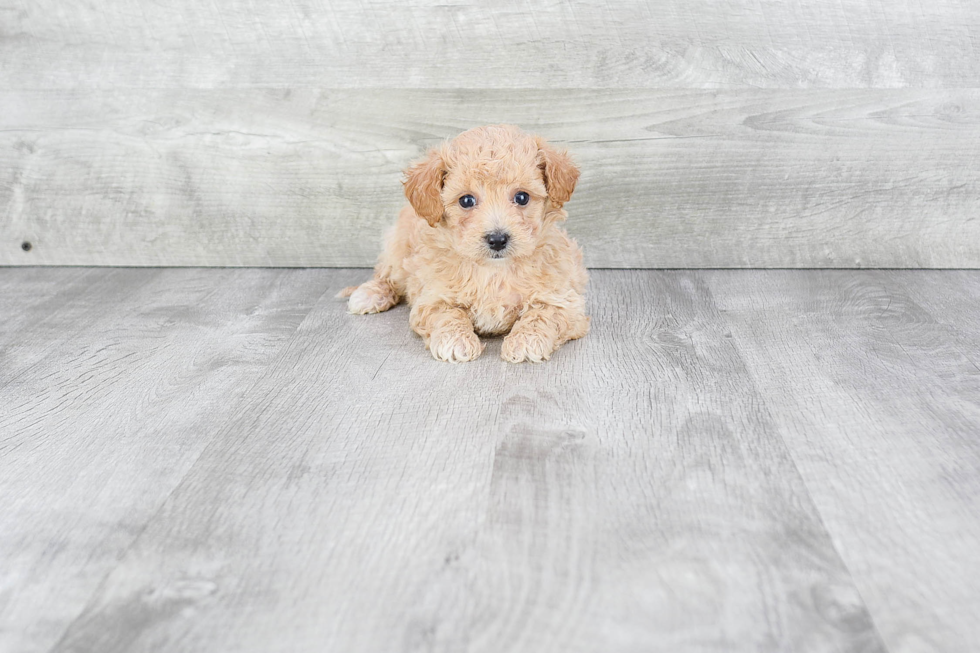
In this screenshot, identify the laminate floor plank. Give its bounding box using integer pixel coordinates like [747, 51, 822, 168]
[1, 269, 195, 387]
[5, 268, 976, 653]
[0, 268, 108, 343]
[0, 268, 336, 653]
[704, 270, 980, 653]
[40, 270, 883, 653]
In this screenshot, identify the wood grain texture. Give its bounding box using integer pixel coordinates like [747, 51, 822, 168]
[2, 0, 978, 89]
[6, 268, 980, 651]
[3, 89, 979, 268]
[0, 268, 331, 653]
[705, 270, 980, 653]
[1, 268, 885, 653]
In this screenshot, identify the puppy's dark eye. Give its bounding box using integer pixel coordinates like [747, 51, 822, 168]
[514, 191, 530, 206]
[458, 194, 476, 209]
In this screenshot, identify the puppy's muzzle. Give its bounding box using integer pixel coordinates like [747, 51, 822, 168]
[485, 230, 510, 252]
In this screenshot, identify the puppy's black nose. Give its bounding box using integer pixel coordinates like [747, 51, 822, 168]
[485, 231, 510, 251]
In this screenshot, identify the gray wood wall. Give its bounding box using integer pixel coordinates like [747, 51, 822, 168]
[2, 1, 979, 268]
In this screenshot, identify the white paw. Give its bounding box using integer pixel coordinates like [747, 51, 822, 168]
[348, 285, 393, 314]
[501, 331, 556, 363]
[428, 329, 484, 363]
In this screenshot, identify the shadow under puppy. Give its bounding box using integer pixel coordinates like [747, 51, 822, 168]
[341, 125, 589, 363]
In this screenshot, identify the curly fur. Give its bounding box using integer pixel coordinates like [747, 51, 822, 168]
[345, 125, 589, 363]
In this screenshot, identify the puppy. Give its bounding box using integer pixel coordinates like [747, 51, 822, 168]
[341, 125, 589, 363]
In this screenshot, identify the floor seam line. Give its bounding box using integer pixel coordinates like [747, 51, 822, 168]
[699, 269, 896, 653]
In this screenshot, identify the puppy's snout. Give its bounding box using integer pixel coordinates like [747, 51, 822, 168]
[485, 231, 510, 251]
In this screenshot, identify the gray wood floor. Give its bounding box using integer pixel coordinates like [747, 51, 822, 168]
[1, 268, 978, 653]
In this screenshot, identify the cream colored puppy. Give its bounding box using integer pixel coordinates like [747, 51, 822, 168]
[341, 125, 589, 363]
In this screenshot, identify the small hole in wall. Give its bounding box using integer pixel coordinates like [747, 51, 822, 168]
[21, 241, 32, 252]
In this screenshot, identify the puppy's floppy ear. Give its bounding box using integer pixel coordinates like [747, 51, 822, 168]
[403, 149, 447, 227]
[536, 139, 580, 207]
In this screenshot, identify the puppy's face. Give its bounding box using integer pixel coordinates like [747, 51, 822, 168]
[404, 125, 579, 262]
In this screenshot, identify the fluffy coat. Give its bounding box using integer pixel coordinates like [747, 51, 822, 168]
[342, 125, 589, 363]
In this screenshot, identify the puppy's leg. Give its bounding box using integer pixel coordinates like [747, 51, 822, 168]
[502, 303, 590, 363]
[411, 303, 485, 363]
[345, 209, 419, 314]
[346, 277, 400, 314]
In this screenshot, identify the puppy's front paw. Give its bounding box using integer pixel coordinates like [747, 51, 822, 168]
[428, 328, 484, 363]
[501, 330, 556, 363]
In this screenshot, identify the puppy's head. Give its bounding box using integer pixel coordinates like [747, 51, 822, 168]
[403, 125, 579, 262]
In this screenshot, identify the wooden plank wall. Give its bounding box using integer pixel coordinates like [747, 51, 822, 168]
[1, 1, 979, 267]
